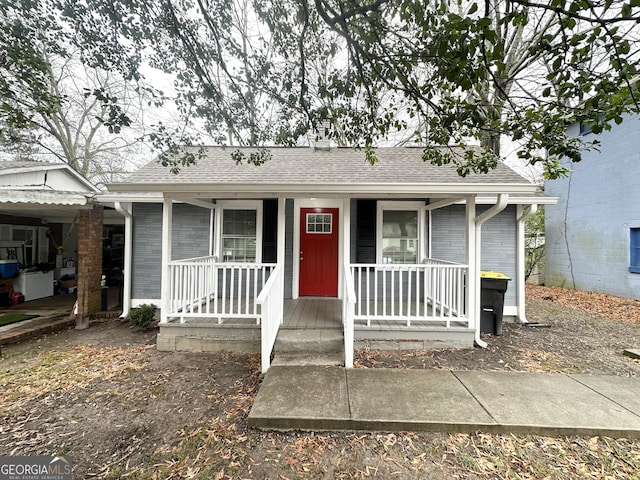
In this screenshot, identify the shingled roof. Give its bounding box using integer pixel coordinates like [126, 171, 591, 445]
[108, 146, 537, 196]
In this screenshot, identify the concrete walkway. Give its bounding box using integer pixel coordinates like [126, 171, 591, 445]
[0, 294, 76, 346]
[248, 366, 640, 438]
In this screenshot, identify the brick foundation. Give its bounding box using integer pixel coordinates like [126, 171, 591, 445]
[76, 204, 103, 328]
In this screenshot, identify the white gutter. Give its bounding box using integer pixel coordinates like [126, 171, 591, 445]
[114, 201, 133, 319]
[474, 193, 509, 348]
[516, 204, 538, 324]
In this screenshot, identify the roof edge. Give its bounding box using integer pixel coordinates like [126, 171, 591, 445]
[107, 182, 539, 195]
[0, 162, 100, 193]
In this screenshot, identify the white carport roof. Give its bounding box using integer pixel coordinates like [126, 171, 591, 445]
[0, 189, 90, 207]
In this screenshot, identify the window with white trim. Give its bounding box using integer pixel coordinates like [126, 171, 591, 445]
[221, 208, 259, 262]
[377, 202, 424, 264]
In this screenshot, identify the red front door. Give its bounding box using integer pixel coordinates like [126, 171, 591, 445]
[299, 208, 339, 296]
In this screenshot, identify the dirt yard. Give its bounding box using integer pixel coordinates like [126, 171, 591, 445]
[1, 285, 639, 479]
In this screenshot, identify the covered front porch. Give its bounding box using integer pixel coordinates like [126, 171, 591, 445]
[143, 185, 540, 372]
[158, 245, 475, 372]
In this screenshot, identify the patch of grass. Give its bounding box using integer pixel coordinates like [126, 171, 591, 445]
[103, 467, 153, 480]
[0, 313, 39, 327]
[148, 384, 166, 396]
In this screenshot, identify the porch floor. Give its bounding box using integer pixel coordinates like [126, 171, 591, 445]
[283, 298, 342, 329]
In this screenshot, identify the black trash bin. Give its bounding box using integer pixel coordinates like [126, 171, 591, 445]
[480, 271, 510, 335]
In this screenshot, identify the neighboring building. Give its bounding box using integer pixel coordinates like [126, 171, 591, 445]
[0, 161, 107, 321]
[545, 113, 640, 299]
[103, 146, 554, 371]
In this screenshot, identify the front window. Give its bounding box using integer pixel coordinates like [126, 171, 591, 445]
[222, 209, 257, 262]
[378, 203, 423, 264]
[630, 227, 640, 273]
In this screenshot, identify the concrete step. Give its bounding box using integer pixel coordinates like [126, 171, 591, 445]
[272, 352, 344, 367]
[275, 329, 344, 354]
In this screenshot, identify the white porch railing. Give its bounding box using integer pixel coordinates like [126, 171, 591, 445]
[166, 255, 276, 323]
[348, 259, 468, 328]
[256, 263, 285, 373]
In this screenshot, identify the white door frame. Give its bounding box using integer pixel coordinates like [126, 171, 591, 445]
[292, 198, 345, 299]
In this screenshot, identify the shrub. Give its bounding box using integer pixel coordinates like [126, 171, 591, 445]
[128, 304, 157, 329]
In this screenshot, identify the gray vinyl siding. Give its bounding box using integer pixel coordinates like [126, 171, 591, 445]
[480, 205, 517, 308]
[284, 199, 294, 298]
[546, 114, 640, 299]
[430, 206, 467, 262]
[172, 204, 211, 260]
[131, 203, 210, 300]
[431, 204, 518, 308]
[132, 203, 162, 299]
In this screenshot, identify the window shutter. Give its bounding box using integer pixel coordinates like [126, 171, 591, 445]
[356, 200, 376, 263]
[262, 199, 278, 263]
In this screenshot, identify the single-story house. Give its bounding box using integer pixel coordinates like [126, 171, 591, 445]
[103, 146, 555, 372]
[545, 112, 640, 299]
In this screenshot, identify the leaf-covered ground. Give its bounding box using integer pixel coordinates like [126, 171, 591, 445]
[526, 284, 640, 325]
[1, 285, 639, 479]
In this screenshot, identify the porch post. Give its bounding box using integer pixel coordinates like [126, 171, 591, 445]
[343, 197, 353, 368]
[160, 197, 173, 324]
[342, 197, 351, 298]
[114, 202, 132, 318]
[465, 195, 477, 333]
[75, 203, 104, 329]
[277, 197, 286, 324]
[213, 205, 222, 259]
